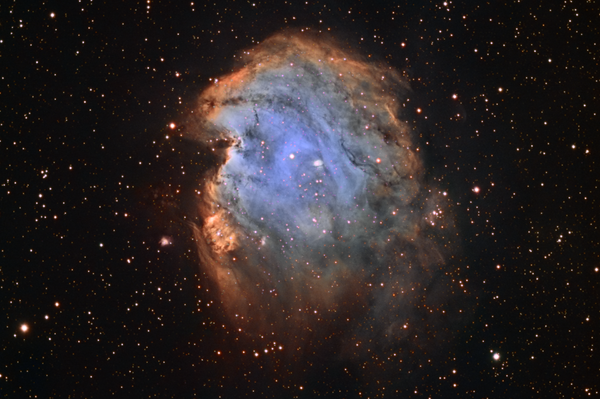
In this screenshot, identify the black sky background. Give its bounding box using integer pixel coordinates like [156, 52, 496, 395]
[2, 0, 598, 397]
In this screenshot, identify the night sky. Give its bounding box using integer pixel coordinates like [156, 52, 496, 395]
[3, 0, 599, 398]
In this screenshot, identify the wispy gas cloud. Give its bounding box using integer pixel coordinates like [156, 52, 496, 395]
[186, 34, 454, 361]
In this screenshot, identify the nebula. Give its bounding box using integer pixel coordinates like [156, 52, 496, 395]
[185, 34, 455, 360]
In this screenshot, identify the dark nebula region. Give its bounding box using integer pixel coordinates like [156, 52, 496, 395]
[183, 34, 461, 374]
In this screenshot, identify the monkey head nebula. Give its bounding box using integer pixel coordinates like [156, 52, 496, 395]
[184, 34, 457, 362]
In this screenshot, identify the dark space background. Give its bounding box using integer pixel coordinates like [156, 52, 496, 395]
[2, 0, 598, 397]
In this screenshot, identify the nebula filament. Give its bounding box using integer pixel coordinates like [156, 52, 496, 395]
[187, 34, 453, 359]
